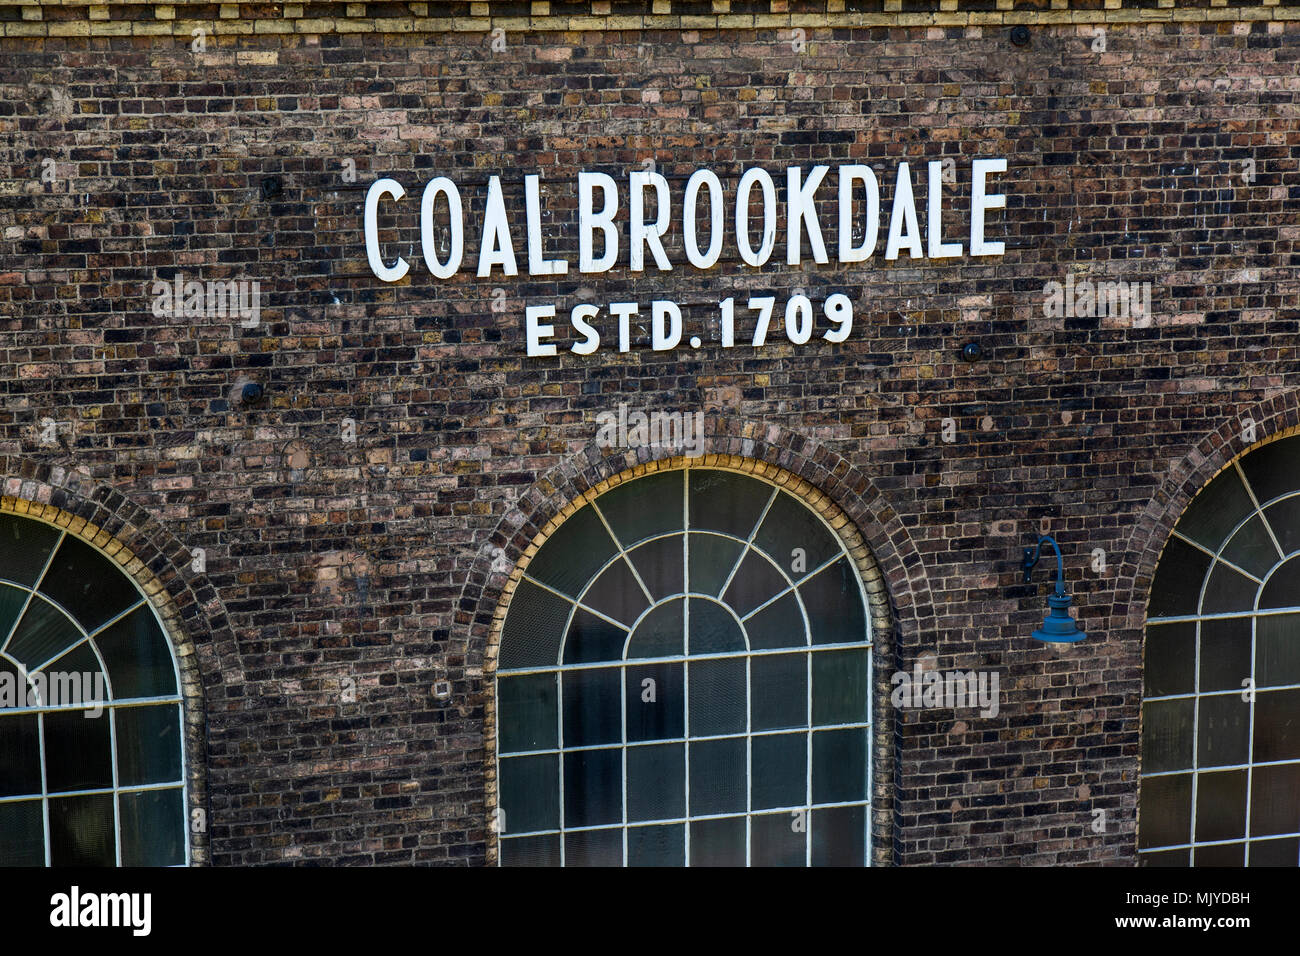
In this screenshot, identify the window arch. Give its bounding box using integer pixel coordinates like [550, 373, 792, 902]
[493, 466, 874, 866]
[0, 513, 188, 866]
[1140, 435, 1300, 866]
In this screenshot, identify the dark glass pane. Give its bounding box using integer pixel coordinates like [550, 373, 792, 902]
[688, 470, 773, 539]
[498, 580, 571, 669]
[563, 747, 621, 829]
[626, 599, 684, 659]
[1257, 613, 1300, 688]
[1248, 762, 1300, 837]
[688, 816, 745, 867]
[598, 471, 685, 547]
[1263, 497, 1300, 557]
[1249, 837, 1299, 866]
[6, 596, 83, 672]
[1193, 769, 1246, 843]
[751, 652, 808, 731]
[1137, 773, 1192, 849]
[93, 606, 177, 699]
[1174, 466, 1254, 552]
[1197, 694, 1249, 768]
[802, 558, 867, 645]
[120, 787, 185, 866]
[687, 658, 746, 736]
[497, 673, 558, 754]
[1221, 515, 1281, 579]
[745, 591, 807, 650]
[626, 742, 685, 822]
[1239, 435, 1300, 507]
[48, 793, 115, 866]
[39, 535, 138, 633]
[524, 504, 617, 599]
[0, 800, 44, 865]
[1139, 848, 1190, 867]
[499, 833, 560, 867]
[688, 737, 745, 816]
[0, 713, 41, 797]
[564, 827, 622, 866]
[1141, 698, 1194, 773]
[1144, 621, 1195, 698]
[1199, 617, 1252, 693]
[813, 648, 869, 726]
[563, 608, 627, 665]
[36, 642, 105, 710]
[812, 728, 867, 804]
[722, 550, 790, 618]
[626, 663, 684, 742]
[812, 804, 867, 866]
[751, 810, 805, 866]
[1259, 559, 1300, 610]
[627, 535, 684, 602]
[582, 559, 650, 628]
[1200, 563, 1257, 616]
[1254, 689, 1300, 762]
[0, 584, 27, 648]
[44, 708, 112, 793]
[561, 667, 621, 748]
[688, 598, 744, 655]
[753, 492, 841, 584]
[628, 823, 684, 866]
[1147, 537, 1212, 619]
[752, 732, 807, 810]
[688, 533, 745, 597]
[117, 704, 182, 787]
[1194, 842, 1243, 866]
[0, 515, 61, 587]
[498, 754, 559, 834]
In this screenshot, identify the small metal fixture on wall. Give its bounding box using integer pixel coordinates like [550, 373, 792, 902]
[1021, 535, 1086, 643]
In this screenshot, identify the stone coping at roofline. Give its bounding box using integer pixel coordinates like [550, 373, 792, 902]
[3, 0, 1300, 39]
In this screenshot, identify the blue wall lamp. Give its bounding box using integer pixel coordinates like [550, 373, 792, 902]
[1021, 535, 1086, 643]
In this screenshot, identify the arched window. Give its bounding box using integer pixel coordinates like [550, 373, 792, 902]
[1141, 436, 1300, 866]
[0, 514, 188, 866]
[493, 467, 873, 866]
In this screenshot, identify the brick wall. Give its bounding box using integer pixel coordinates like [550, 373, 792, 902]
[2, 3, 1298, 864]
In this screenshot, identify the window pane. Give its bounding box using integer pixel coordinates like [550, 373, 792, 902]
[6, 596, 83, 672]
[563, 748, 621, 829]
[812, 804, 867, 866]
[688, 737, 745, 816]
[687, 598, 744, 655]
[0, 713, 41, 797]
[751, 653, 807, 731]
[1173, 466, 1254, 552]
[1199, 617, 1252, 693]
[562, 608, 627, 665]
[744, 590, 807, 650]
[44, 708, 112, 793]
[499, 833, 560, 867]
[48, 793, 115, 866]
[564, 827, 621, 866]
[625, 663, 684, 742]
[812, 648, 868, 725]
[1140, 848, 1190, 867]
[0, 800, 45, 865]
[1253, 689, 1300, 762]
[688, 816, 744, 867]
[0, 515, 61, 587]
[1193, 769, 1246, 843]
[1137, 773, 1191, 849]
[524, 504, 617, 599]
[116, 704, 182, 787]
[562, 667, 621, 748]
[688, 471, 772, 539]
[93, 606, 177, 699]
[499, 754, 559, 833]
[687, 658, 746, 737]
[1258, 558, 1300, 610]
[628, 823, 684, 866]
[722, 550, 789, 618]
[802, 558, 867, 645]
[497, 673, 557, 754]
[598, 471, 684, 547]
[498, 580, 570, 669]
[1147, 537, 1211, 619]
[36, 642, 105, 708]
[1220, 515, 1280, 579]
[812, 728, 867, 804]
[688, 533, 744, 597]
[627, 535, 684, 602]
[753, 492, 840, 582]
[1141, 699, 1194, 773]
[1144, 621, 1195, 698]
[1248, 762, 1300, 837]
[39, 535, 138, 633]
[1239, 435, 1300, 507]
[1194, 842, 1243, 866]
[1200, 562, 1256, 616]
[120, 788, 185, 866]
[0, 585, 28, 647]
[1249, 837, 1299, 866]
[1196, 694, 1249, 768]
[582, 559, 649, 628]
[1257, 613, 1300, 688]
[626, 599, 684, 659]
[1263, 496, 1300, 557]
[626, 742, 685, 823]
[751, 732, 806, 810]
[751, 810, 805, 866]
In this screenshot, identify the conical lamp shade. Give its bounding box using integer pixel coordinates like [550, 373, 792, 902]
[1032, 592, 1085, 643]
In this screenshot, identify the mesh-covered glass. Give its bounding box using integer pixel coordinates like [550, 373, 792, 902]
[0, 516, 187, 867]
[1141, 440, 1300, 866]
[495, 468, 873, 866]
